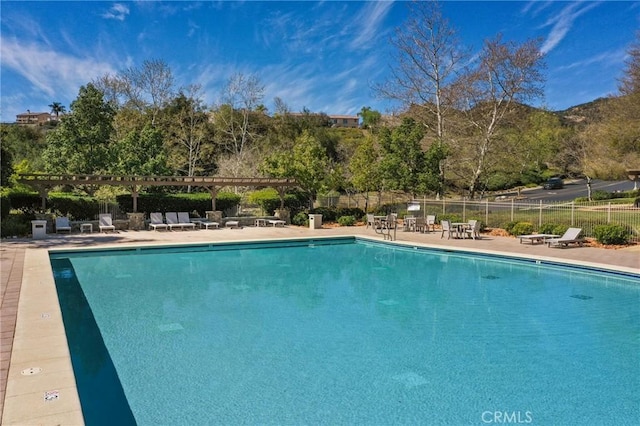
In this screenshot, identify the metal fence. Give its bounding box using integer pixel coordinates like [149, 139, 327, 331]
[405, 199, 640, 242]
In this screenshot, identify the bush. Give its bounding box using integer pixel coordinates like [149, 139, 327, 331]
[337, 215, 356, 226]
[0, 194, 10, 219]
[593, 224, 630, 245]
[538, 223, 557, 234]
[510, 222, 535, 236]
[501, 221, 518, 234]
[116, 191, 241, 217]
[292, 212, 309, 226]
[49, 193, 100, 220]
[248, 188, 280, 215]
[438, 213, 462, 224]
[552, 225, 569, 236]
[1, 214, 31, 237]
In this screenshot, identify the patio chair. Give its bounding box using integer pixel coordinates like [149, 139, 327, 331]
[546, 228, 585, 248]
[440, 220, 454, 239]
[426, 215, 436, 233]
[99, 214, 116, 233]
[55, 216, 72, 233]
[366, 213, 377, 229]
[463, 220, 481, 240]
[148, 212, 168, 231]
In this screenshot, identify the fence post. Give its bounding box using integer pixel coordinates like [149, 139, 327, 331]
[511, 199, 514, 222]
[539, 200, 543, 228]
[608, 202, 611, 223]
[463, 199, 466, 221]
[485, 199, 489, 227]
[571, 201, 575, 226]
[442, 198, 446, 216]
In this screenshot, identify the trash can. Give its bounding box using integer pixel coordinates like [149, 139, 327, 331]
[31, 220, 48, 239]
[309, 214, 322, 229]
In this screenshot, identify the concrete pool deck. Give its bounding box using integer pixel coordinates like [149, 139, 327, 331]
[1, 225, 639, 424]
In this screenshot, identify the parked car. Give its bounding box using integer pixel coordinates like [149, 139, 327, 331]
[543, 177, 564, 189]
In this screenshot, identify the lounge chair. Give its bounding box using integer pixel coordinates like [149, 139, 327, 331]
[148, 212, 168, 231]
[546, 228, 585, 248]
[99, 214, 116, 233]
[268, 219, 286, 227]
[225, 220, 241, 229]
[440, 220, 454, 239]
[166, 212, 195, 231]
[55, 216, 72, 233]
[518, 233, 559, 244]
[178, 212, 197, 230]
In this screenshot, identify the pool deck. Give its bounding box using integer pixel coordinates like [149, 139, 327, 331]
[1, 225, 639, 425]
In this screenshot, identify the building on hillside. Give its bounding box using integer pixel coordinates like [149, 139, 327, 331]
[16, 111, 53, 125]
[328, 115, 359, 128]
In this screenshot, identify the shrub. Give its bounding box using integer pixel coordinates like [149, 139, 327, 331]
[1, 214, 31, 237]
[510, 222, 535, 236]
[538, 223, 557, 234]
[292, 212, 309, 226]
[552, 225, 569, 236]
[438, 213, 462, 224]
[337, 215, 356, 226]
[248, 188, 280, 215]
[499, 220, 516, 234]
[0, 194, 10, 219]
[593, 224, 630, 245]
[116, 191, 241, 217]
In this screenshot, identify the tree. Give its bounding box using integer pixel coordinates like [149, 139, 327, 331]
[48, 102, 66, 118]
[377, 0, 466, 196]
[349, 136, 382, 211]
[378, 117, 426, 196]
[454, 35, 545, 198]
[1, 146, 13, 187]
[212, 73, 265, 179]
[114, 123, 170, 176]
[42, 83, 115, 174]
[162, 85, 215, 184]
[358, 106, 381, 130]
[262, 131, 330, 208]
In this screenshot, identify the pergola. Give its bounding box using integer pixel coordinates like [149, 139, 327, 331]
[17, 174, 298, 212]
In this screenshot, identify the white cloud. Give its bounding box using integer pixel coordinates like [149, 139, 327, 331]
[540, 2, 599, 54]
[102, 3, 130, 21]
[349, 1, 395, 51]
[0, 38, 115, 98]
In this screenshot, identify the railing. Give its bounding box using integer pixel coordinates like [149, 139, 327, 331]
[408, 199, 640, 242]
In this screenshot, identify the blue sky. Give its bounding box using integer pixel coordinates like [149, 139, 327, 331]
[1, 1, 638, 123]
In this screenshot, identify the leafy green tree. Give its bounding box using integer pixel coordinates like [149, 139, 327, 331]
[262, 131, 330, 208]
[1, 146, 13, 187]
[42, 83, 115, 174]
[378, 118, 426, 196]
[0, 124, 47, 172]
[349, 136, 382, 211]
[358, 106, 381, 130]
[114, 124, 170, 176]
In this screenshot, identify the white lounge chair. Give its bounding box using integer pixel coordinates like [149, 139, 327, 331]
[55, 217, 72, 233]
[166, 212, 195, 230]
[178, 212, 197, 230]
[268, 219, 286, 227]
[225, 220, 241, 229]
[99, 214, 116, 233]
[149, 212, 168, 231]
[546, 228, 584, 247]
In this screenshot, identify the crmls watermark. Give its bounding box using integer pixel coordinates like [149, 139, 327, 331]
[481, 411, 533, 424]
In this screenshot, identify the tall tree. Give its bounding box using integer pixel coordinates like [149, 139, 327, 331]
[212, 73, 265, 178]
[454, 35, 545, 198]
[377, 0, 466, 196]
[349, 136, 382, 211]
[42, 84, 115, 174]
[162, 85, 215, 184]
[114, 123, 170, 176]
[48, 102, 66, 118]
[378, 117, 426, 196]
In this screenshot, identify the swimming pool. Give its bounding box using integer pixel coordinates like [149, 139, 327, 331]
[50, 237, 640, 425]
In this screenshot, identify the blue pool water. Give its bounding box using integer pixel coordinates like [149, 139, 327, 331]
[50, 238, 640, 425]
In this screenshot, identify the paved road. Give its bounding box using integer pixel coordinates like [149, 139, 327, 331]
[518, 179, 636, 202]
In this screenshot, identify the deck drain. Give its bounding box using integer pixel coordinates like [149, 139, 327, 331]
[570, 294, 593, 300]
[21, 367, 42, 376]
[44, 390, 59, 402]
[41, 313, 50, 319]
[482, 275, 500, 280]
